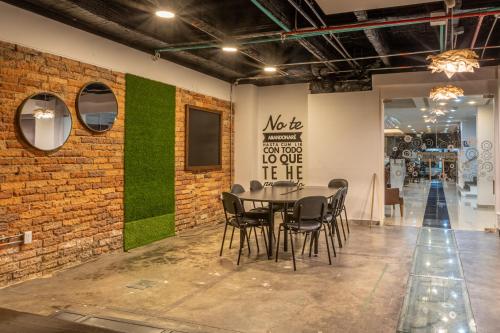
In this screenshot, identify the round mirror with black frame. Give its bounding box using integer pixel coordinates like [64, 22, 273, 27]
[76, 82, 118, 132]
[16, 92, 72, 152]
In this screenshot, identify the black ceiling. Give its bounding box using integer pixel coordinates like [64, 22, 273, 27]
[4, 0, 500, 91]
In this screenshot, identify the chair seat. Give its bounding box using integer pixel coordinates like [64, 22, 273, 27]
[244, 208, 270, 220]
[229, 216, 265, 228]
[285, 219, 322, 231]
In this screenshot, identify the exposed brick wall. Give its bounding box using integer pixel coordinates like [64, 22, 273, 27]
[175, 88, 233, 232]
[0, 42, 125, 285]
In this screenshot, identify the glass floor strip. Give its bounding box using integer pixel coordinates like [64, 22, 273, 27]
[397, 181, 477, 333]
[397, 275, 477, 333]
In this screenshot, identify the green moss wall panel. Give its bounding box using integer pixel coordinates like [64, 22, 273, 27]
[124, 74, 175, 249]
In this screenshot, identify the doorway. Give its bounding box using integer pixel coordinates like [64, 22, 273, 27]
[383, 95, 496, 231]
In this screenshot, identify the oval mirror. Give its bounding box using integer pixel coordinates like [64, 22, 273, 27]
[77, 82, 118, 132]
[17, 93, 72, 152]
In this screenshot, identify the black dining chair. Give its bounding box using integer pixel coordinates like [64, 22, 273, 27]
[225, 184, 269, 253]
[275, 196, 331, 271]
[324, 189, 344, 249]
[220, 192, 269, 265]
[328, 179, 350, 236]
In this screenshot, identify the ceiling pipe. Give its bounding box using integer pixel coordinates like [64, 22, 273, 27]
[287, 0, 357, 68]
[470, 16, 484, 49]
[250, 0, 338, 73]
[481, 16, 498, 58]
[281, 8, 500, 39]
[303, 0, 354, 62]
[156, 8, 500, 53]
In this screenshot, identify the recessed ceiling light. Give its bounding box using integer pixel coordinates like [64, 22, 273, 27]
[156, 10, 175, 18]
[439, 102, 446, 106]
[408, 125, 412, 128]
[468, 100, 476, 105]
[423, 115, 428, 118]
[420, 108, 427, 111]
[395, 126, 399, 129]
[222, 46, 238, 53]
[454, 98, 461, 102]
[264, 66, 277, 73]
[447, 120, 451, 123]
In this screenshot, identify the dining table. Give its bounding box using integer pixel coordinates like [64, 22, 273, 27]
[235, 185, 342, 258]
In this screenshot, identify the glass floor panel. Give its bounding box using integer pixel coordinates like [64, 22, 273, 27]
[397, 276, 477, 333]
[417, 228, 457, 248]
[411, 245, 463, 279]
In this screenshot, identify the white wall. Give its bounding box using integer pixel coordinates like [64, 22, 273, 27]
[0, 2, 230, 101]
[307, 91, 383, 221]
[458, 119, 477, 189]
[476, 105, 495, 206]
[234, 85, 259, 186]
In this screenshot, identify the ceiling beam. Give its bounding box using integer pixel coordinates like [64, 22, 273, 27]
[354, 11, 391, 66]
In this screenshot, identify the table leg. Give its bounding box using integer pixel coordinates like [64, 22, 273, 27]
[268, 202, 274, 259]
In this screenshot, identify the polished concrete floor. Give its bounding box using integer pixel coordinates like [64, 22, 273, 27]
[0, 223, 498, 332]
[384, 181, 497, 231]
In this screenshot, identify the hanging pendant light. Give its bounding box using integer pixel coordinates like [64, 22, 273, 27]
[32, 108, 55, 120]
[32, 94, 55, 120]
[429, 108, 448, 117]
[429, 85, 464, 101]
[427, 49, 480, 78]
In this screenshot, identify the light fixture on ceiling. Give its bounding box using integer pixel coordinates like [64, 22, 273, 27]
[427, 49, 480, 78]
[468, 100, 476, 105]
[407, 125, 412, 128]
[222, 45, 238, 53]
[264, 66, 277, 73]
[429, 85, 464, 101]
[425, 116, 437, 124]
[430, 108, 448, 117]
[423, 115, 428, 118]
[32, 107, 55, 120]
[155, 10, 175, 18]
[420, 107, 427, 112]
[438, 102, 447, 106]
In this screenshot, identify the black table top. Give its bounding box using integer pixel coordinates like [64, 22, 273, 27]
[235, 186, 341, 203]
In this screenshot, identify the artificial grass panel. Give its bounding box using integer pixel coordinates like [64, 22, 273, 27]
[124, 214, 175, 250]
[124, 74, 175, 223]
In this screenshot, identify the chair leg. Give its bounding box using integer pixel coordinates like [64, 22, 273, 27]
[219, 223, 228, 256]
[237, 228, 245, 265]
[399, 203, 404, 216]
[245, 228, 251, 255]
[334, 218, 343, 248]
[229, 226, 235, 249]
[343, 206, 350, 233]
[339, 215, 347, 241]
[323, 226, 332, 265]
[327, 224, 336, 257]
[289, 229, 296, 271]
[253, 227, 260, 253]
[275, 224, 282, 262]
[301, 233, 309, 255]
[308, 231, 314, 257]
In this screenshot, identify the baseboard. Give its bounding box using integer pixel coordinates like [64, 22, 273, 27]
[477, 204, 495, 209]
[351, 219, 380, 226]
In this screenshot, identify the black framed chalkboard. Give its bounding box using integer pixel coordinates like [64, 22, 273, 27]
[185, 105, 222, 171]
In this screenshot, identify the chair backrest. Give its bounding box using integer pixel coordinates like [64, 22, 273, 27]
[328, 178, 348, 190]
[222, 192, 245, 219]
[230, 184, 245, 194]
[329, 190, 343, 216]
[290, 196, 327, 227]
[250, 180, 264, 191]
[385, 187, 400, 205]
[272, 180, 296, 187]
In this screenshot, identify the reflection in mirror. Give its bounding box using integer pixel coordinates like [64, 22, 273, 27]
[17, 93, 72, 151]
[77, 82, 118, 132]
